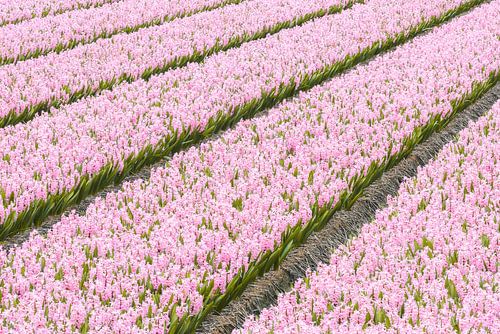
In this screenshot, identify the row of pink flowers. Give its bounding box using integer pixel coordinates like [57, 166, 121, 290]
[0, 0, 120, 26]
[0, 0, 352, 118]
[0, 2, 498, 331]
[238, 101, 500, 334]
[0, 0, 489, 227]
[0, 0, 239, 64]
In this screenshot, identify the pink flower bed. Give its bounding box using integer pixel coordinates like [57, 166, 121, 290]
[0, 0, 350, 117]
[0, 0, 120, 26]
[0, 0, 241, 64]
[0, 0, 490, 228]
[238, 102, 500, 334]
[0, 0, 352, 120]
[0, 2, 498, 331]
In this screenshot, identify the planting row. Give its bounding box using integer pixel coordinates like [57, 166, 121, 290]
[0, 0, 353, 125]
[0, 0, 243, 65]
[0, 3, 498, 332]
[0, 0, 120, 26]
[237, 103, 500, 334]
[0, 0, 489, 239]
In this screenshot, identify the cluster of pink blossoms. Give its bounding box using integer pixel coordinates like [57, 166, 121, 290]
[1, 0, 495, 229]
[0, 2, 498, 331]
[0, 0, 350, 115]
[0, 0, 240, 64]
[238, 102, 500, 334]
[0, 0, 120, 26]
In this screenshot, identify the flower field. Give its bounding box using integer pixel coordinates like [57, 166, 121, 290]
[237, 100, 500, 334]
[0, 0, 121, 26]
[0, 0, 353, 125]
[0, 0, 491, 236]
[0, 0, 244, 65]
[0, 0, 498, 333]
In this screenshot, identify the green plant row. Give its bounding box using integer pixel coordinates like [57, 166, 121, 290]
[0, 0, 246, 66]
[0, 0, 485, 242]
[0, 0, 121, 28]
[171, 72, 499, 333]
[0, 0, 361, 128]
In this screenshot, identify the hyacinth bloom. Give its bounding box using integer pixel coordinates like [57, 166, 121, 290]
[0, 1, 498, 331]
[237, 102, 500, 334]
[0, 0, 121, 25]
[0, 0, 351, 118]
[0, 0, 494, 233]
[0, 0, 244, 64]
